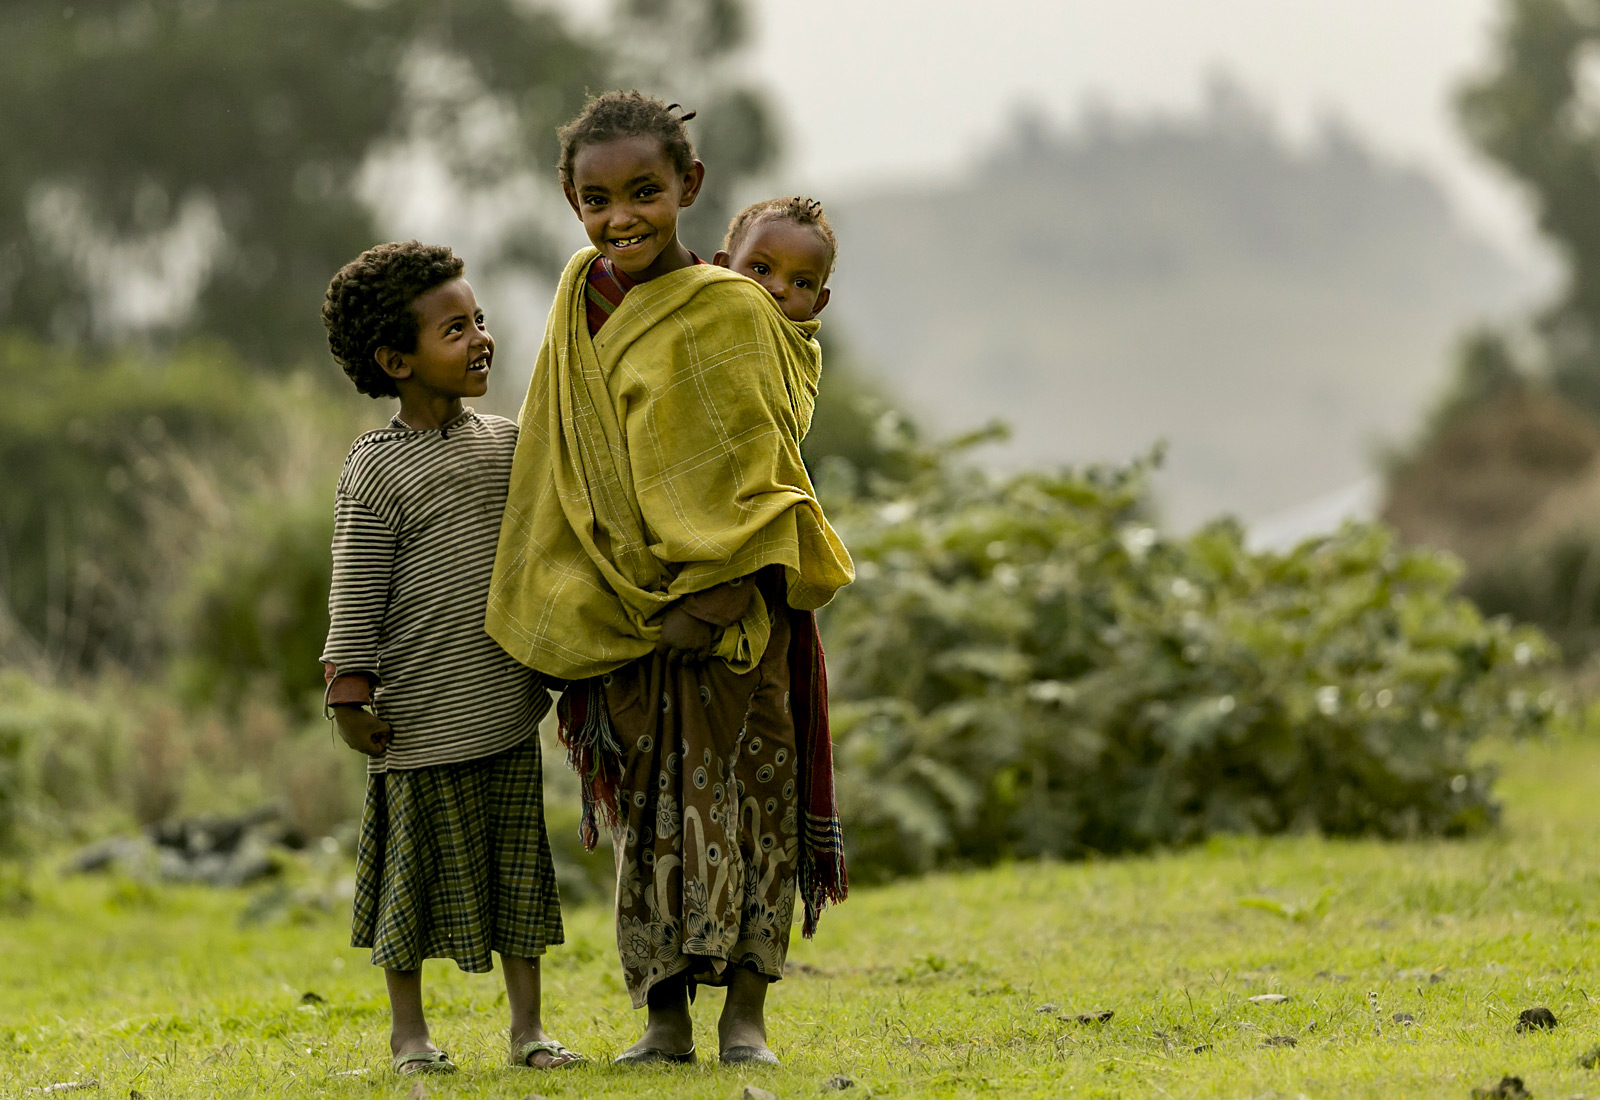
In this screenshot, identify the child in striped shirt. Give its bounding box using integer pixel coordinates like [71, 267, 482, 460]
[319, 241, 581, 1076]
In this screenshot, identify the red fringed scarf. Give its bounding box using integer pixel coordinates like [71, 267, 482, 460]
[556, 607, 848, 937]
[786, 607, 849, 936]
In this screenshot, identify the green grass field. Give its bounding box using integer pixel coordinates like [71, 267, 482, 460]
[5, 732, 1600, 1099]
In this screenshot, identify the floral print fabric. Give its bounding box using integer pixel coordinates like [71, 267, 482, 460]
[603, 600, 798, 1007]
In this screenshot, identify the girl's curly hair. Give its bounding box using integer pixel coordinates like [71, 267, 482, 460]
[558, 91, 697, 187]
[322, 241, 464, 399]
[722, 196, 838, 280]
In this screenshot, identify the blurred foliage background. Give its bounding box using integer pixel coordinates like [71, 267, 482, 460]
[0, 0, 1578, 886]
[1386, 0, 1600, 671]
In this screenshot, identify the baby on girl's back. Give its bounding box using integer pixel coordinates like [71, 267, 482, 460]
[716, 195, 837, 324]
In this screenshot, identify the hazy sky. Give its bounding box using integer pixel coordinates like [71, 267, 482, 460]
[566, 0, 1536, 257]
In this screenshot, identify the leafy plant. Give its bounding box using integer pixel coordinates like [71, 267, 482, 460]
[820, 441, 1558, 881]
[0, 337, 264, 671]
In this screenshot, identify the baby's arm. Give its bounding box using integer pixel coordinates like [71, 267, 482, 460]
[321, 492, 396, 757]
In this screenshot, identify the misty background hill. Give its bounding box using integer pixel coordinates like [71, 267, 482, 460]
[819, 80, 1547, 528]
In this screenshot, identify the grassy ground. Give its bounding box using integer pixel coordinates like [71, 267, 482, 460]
[5, 733, 1600, 1099]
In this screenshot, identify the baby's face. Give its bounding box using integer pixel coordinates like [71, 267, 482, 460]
[722, 218, 832, 322]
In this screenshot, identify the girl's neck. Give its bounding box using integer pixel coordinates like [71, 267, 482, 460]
[629, 237, 697, 284]
[394, 394, 464, 431]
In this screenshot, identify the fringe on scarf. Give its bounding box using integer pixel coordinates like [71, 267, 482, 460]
[790, 608, 849, 938]
[555, 677, 623, 851]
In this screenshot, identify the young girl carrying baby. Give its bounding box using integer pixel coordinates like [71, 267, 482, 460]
[486, 91, 853, 1066]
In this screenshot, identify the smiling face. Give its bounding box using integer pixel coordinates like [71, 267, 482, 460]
[564, 134, 705, 281]
[378, 277, 493, 405]
[718, 217, 834, 322]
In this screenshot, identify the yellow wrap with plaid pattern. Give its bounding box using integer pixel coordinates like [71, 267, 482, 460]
[486, 248, 855, 680]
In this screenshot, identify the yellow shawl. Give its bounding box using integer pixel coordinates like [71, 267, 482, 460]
[486, 248, 855, 680]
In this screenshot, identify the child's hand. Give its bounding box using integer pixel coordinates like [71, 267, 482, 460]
[657, 605, 717, 662]
[332, 704, 393, 756]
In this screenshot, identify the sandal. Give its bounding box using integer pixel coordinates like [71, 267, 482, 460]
[612, 1044, 696, 1065]
[720, 1044, 780, 1066]
[510, 1038, 586, 1069]
[392, 1049, 457, 1076]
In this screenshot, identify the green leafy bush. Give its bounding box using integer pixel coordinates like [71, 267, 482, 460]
[0, 670, 366, 856]
[820, 444, 1558, 882]
[0, 671, 138, 854]
[0, 337, 264, 671]
[171, 488, 336, 716]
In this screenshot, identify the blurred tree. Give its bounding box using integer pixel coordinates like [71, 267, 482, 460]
[1377, 1, 1600, 663]
[0, 0, 776, 366]
[1460, 0, 1600, 411]
[604, 0, 781, 251]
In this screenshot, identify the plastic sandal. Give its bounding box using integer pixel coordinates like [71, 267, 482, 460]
[392, 1049, 457, 1076]
[510, 1038, 586, 1068]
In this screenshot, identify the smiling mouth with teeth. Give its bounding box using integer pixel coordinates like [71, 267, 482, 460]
[609, 234, 648, 248]
[468, 354, 491, 372]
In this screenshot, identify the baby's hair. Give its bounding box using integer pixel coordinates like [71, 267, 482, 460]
[322, 241, 465, 399]
[723, 196, 838, 279]
[558, 91, 697, 187]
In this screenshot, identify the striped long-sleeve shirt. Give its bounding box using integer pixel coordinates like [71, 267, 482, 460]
[320, 408, 550, 773]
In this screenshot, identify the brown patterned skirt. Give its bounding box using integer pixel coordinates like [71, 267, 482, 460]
[602, 602, 798, 1007]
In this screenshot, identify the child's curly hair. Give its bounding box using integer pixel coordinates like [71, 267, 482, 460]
[322, 241, 464, 399]
[722, 196, 838, 280]
[558, 91, 697, 187]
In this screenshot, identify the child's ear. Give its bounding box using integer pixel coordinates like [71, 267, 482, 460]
[562, 182, 582, 218]
[810, 286, 831, 318]
[375, 347, 412, 382]
[678, 160, 706, 208]
[712, 250, 732, 268]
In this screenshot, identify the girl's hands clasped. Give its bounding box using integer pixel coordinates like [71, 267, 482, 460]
[332, 704, 394, 756]
[656, 604, 717, 663]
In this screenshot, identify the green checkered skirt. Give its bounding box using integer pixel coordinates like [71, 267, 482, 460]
[352, 735, 563, 972]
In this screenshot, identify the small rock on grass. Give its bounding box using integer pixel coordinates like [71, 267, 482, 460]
[1580, 1044, 1600, 1069]
[1393, 1013, 1418, 1025]
[1249, 994, 1290, 1005]
[1516, 1007, 1559, 1033]
[299, 991, 325, 1004]
[1470, 1076, 1531, 1100]
[29, 1083, 98, 1095]
[741, 1087, 777, 1100]
[1261, 1035, 1298, 1048]
[1398, 967, 1448, 984]
[822, 1075, 855, 1090]
[1062, 1010, 1114, 1025]
[1033, 1002, 1059, 1013]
